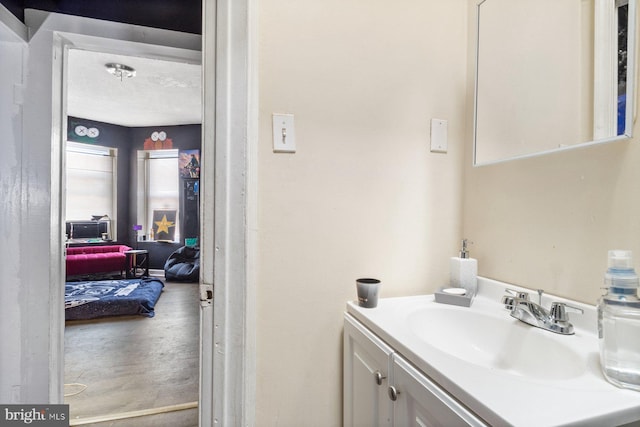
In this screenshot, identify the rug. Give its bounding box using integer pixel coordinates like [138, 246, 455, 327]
[65, 278, 164, 321]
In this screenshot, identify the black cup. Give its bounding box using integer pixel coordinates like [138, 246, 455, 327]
[356, 278, 381, 308]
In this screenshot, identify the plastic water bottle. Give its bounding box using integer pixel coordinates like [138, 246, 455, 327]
[598, 250, 640, 391]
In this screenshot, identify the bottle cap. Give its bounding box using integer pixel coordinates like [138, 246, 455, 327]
[606, 250, 639, 289]
[608, 250, 634, 269]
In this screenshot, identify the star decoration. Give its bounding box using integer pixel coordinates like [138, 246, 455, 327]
[154, 215, 175, 235]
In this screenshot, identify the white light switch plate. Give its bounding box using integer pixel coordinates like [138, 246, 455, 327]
[273, 114, 296, 153]
[430, 118, 448, 153]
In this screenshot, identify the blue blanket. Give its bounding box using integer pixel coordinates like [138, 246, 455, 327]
[65, 278, 164, 320]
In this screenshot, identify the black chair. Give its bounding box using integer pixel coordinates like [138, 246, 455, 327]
[164, 246, 200, 282]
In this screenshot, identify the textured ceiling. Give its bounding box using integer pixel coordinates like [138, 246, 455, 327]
[67, 49, 202, 127]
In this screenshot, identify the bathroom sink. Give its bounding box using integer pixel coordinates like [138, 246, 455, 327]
[407, 306, 586, 380]
[346, 277, 640, 427]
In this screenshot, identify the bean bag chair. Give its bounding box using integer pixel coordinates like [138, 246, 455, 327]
[164, 246, 200, 282]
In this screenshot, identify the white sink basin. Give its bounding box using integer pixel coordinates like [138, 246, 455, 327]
[346, 277, 640, 426]
[407, 306, 586, 380]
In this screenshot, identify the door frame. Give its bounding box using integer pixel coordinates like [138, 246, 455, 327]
[44, 1, 256, 424]
[41, 7, 208, 416]
[201, 0, 257, 424]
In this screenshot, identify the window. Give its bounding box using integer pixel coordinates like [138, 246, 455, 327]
[66, 142, 117, 239]
[137, 149, 180, 242]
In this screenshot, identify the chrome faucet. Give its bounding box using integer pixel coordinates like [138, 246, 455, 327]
[501, 288, 583, 335]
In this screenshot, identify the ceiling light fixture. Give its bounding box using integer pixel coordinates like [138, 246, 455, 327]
[105, 63, 136, 81]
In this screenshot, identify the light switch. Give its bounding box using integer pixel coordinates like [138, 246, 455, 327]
[430, 118, 448, 153]
[272, 114, 296, 153]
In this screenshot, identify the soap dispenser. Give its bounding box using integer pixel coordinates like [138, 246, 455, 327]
[450, 239, 478, 298]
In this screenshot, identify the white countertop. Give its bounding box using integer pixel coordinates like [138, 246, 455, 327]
[346, 277, 640, 427]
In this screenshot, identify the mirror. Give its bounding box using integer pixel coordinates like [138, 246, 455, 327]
[473, 0, 636, 166]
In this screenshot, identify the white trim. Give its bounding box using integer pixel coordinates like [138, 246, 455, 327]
[69, 401, 198, 426]
[594, 0, 618, 139]
[472, 134, 630, 168]
[26, 10, 201, 52]
[472, 1, 483, 166]
[50, 33, 66, 404]
[66, 141, 113, 155]
[625, 0, 637, 135]
[201, 0, 256, 424]
[0, 3, 27, 43]
[199, 1, 215, 424]
[246, 0, 259, 423]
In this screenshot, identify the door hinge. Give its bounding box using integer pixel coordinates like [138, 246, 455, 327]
[200, 283, 213, 306]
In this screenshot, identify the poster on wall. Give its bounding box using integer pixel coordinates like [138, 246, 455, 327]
[179, 149, 200, 178]
[143, 130, 173, 150]
[152, 209, 177, 242]
[68, 119, 102, 144]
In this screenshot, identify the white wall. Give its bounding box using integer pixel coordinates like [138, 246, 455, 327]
[463, 3, 640, 306]
[256, 1, 468, 425]
[464, 132, 640, 304]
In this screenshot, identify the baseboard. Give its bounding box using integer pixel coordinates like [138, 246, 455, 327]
[69, 401, 198, 426]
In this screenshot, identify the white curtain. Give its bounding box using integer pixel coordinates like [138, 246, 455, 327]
[147, 155, 180, 241]
[66, 144, 115, 221]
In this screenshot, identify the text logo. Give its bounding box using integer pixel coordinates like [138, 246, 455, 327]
[0, 405, 68, 426]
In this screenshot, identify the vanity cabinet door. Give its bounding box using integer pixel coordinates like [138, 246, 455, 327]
[390, 355, 487, 427]
[344, 314, 394, 427]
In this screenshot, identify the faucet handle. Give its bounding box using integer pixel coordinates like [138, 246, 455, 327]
[501, 295, 517, 310]
[505, 288, 530, 300]
[501, 288, 531, 311]
[549, 302, 584, 322]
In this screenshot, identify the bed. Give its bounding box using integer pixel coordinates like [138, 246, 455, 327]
[65, 278, 164, 321]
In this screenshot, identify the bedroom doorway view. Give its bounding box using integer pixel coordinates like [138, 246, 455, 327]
[62, 44, 203, 425]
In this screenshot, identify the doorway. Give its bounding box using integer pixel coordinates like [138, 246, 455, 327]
[33, 1, 256, 423]
[58, 29, 202, 424]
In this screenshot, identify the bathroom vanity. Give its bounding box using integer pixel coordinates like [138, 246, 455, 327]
[344, 314, 486, 426]
[344, 278, 640, 426]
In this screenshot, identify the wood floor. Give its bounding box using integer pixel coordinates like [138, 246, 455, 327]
[64, 277, 200, 426]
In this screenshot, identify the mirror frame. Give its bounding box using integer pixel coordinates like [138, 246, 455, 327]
[473, 0, 637, 166]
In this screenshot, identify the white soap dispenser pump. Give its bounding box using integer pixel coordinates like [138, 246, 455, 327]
[450, 239, 478, 298]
